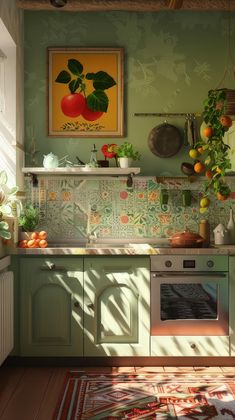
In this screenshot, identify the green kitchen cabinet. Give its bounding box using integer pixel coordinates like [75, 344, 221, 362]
[20, 257, 84, 356]
[84, 256, 150, 356]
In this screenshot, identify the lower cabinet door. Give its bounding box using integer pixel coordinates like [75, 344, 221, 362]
[20, 257, 83, 356]
[84, 256, 150, 356]
[151, 336, 230, 357]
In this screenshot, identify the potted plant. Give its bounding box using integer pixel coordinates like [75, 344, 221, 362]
[0, 170, 19, 256]
[19, 204, 39, 240]
[188, 89, 232, 209]
[116, 141, 141, 168]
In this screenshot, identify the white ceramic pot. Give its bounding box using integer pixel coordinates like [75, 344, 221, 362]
[118, 157, 133, 168]
[19, 230, 34, 241]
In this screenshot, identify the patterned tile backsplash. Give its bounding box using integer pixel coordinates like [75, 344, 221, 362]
[24, 176, 235, 242]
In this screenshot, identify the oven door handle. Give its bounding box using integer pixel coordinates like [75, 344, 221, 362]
[152, 272, 227, 278]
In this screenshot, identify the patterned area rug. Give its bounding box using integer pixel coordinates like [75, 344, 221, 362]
[53, 371, 235, 419]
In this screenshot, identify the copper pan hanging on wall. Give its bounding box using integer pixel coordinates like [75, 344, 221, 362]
[148, 122, 183, 158]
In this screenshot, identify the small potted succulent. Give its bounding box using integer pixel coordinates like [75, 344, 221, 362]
[116, 141, 141, 168]
[19, 204, 39, 240]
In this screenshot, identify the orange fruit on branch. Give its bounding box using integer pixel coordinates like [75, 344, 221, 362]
[188, 149, 199, 159]
[205, 169, 213, 179]
[216, 192, 229, 201]
[194, 161, 205, 174]
[219, 115, 232, 128]
[203, 126, 213, 138]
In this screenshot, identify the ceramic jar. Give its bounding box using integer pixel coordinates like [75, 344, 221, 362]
[199, 219, 210, 247]
[213, 223, 229, 245]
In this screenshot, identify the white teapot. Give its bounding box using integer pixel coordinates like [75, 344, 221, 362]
[43, 153, 59, 169]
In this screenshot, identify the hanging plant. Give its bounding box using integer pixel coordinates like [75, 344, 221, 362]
[188, 89, 232, 211]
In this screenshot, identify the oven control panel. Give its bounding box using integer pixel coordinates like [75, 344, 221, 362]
[150, 255, 228, 272]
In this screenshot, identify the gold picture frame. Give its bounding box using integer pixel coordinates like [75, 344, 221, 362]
[47, 47, 124, 137]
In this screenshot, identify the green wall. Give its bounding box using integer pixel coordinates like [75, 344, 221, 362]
[24, 10, 235, 175]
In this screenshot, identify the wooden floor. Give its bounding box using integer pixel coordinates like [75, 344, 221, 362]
[0, 365, 235, 420]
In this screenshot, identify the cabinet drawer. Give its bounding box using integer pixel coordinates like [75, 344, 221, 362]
[151, 336, 230, 357]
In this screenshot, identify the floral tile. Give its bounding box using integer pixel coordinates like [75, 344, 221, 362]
[23, 175, 234, 241]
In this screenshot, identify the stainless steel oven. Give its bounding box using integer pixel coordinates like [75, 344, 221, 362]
[150, 255, 229, 336]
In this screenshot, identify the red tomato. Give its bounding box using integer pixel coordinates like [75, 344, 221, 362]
[82, 101, 103, 121]
[61, 93, 85, 118]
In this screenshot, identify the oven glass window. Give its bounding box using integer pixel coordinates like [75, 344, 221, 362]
[160, 283, 217, 320]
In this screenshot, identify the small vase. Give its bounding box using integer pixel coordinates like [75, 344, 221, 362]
[118, 157, 132, 168]
[227, 208, 235, 244]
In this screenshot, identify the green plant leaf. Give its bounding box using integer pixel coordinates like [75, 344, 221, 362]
[19, 205, 39, 231]
[55, 70, 71, 84]
[8, 186, 19, 196]
[0, 171, 7, 186]
[0, 220, 9, 230]
[86, 90, 108, 112]
[0, 230, 11, 239]
[68, 59, 83, 76]
[86, 71, 116, 90]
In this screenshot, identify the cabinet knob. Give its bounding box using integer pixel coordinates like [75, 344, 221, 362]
[74, 301, 81, 308]
[190, 343, 196, 349]
[87, 303, 95, 311]
[48, 263, 55, 270]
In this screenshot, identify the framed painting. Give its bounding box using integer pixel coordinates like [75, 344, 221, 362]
[47, 47, 124, 137]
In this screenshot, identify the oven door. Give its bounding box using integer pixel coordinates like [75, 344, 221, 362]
[151, 271, 229, 336]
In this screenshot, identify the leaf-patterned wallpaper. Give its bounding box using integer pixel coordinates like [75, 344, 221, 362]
[24, 10, 235, 175]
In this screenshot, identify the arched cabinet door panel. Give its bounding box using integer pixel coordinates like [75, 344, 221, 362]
[20, 257, 83, 357]
[84, 256, 150, 356]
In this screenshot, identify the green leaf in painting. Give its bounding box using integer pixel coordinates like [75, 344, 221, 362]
[86, 90, 109, 112]
[86, 71, 116, 90]
[55, 70, 71, 84]
[69, 78, 81, 93]
[68, 59, 83, 76]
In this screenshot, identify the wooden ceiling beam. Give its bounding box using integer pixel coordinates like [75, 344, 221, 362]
[16, 0, 235, 12]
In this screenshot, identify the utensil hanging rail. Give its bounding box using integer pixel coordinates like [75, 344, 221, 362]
[134, 112, 201, 117]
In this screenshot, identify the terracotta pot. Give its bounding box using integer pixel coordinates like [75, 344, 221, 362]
[170, 230, 204, 248]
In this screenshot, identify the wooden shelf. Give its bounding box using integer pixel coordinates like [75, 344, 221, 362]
[22, 167, 141, 176]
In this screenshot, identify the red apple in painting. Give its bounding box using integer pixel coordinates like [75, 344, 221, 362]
[61, 93, 85, 118]
[82, 100, 103, 121]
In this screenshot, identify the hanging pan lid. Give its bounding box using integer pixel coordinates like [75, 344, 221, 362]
[148, 122, 183, 158]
